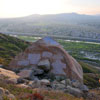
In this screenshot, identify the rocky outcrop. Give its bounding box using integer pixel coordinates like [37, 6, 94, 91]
[9, 37, 83, 83]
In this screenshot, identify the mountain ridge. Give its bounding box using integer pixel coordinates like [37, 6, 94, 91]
[0, 12, 100, 19]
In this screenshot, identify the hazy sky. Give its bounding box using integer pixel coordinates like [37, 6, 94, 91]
[0, 0, 100, 18]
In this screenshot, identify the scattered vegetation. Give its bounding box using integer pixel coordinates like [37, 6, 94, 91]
[0, 33, 30, 66]
[79, 61, 100, 88]
[79, 61, 99, 74]
[84, 73, 100, 88]
[58, 40, 100, 66]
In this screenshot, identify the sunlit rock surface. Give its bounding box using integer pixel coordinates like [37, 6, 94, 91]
[0, 68, 19, 79]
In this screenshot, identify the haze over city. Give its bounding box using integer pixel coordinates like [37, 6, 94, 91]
[0, 0, 100, 18]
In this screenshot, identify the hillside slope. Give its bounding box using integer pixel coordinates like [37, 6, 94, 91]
[0, 33, 100, 88]
[0, 33, 30, 66]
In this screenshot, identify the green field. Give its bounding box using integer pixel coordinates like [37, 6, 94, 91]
[59, 40, 100, 66]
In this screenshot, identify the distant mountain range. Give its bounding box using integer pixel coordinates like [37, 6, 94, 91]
[0, 13, 100, 21]
[0, 13, 100, 40]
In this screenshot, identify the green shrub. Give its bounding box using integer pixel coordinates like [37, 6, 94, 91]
[84, 73, 100, 88]
[0, 33, 30, 66]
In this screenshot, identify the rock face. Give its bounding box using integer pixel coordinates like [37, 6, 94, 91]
[9, 37, 83, 83]
[38, 59, 50, 71]
[18, 69, 33, 79]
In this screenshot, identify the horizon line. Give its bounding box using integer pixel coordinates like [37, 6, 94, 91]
[0, 12, 99, 19]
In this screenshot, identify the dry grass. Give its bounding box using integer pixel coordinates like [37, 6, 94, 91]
[0, 75, 100, 100]
[89, 88, 100, 95]
[31, 88, 84, 100]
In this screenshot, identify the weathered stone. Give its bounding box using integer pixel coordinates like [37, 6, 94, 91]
[51, 81, 65, 90]
[42, 51, 53, 58]
[0, 87, 5, 100]
[28, 53, 40, 64]
[0, 68, 19, 79]
[8, 78, 18, 84]
[66, 86, 83, 97]
[66, 79, 72, 86]
[28, 79, 50, 88]
[33, 77, 39, 81]
[80, 85, 89, 92]
[40, 79, 50, 86]
[56, 84, 65, 90]
[28, 80, 41, 88]
[51, 60, 66, 75]
[9, 37, 83, 83]
[18, 60, 29, 66]
[42, 37, 60, 46]
[17, 84, 29, 88]
[38, 59, 50, 71]
[52, 54, 63, 60]
[72, 80, 81, 88]
[18, 69, 33, 79]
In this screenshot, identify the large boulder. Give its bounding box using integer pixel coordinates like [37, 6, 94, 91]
[79, 85, 89, 92]
[28, 79, 50, 88]
[0, 68, 19, 84]
[51, 81, 66, 90]
[66, 86, 83, 97]
[40, 79, 50, 86]
[9, 37, 83, 83]
[18, 69, 33, 79]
